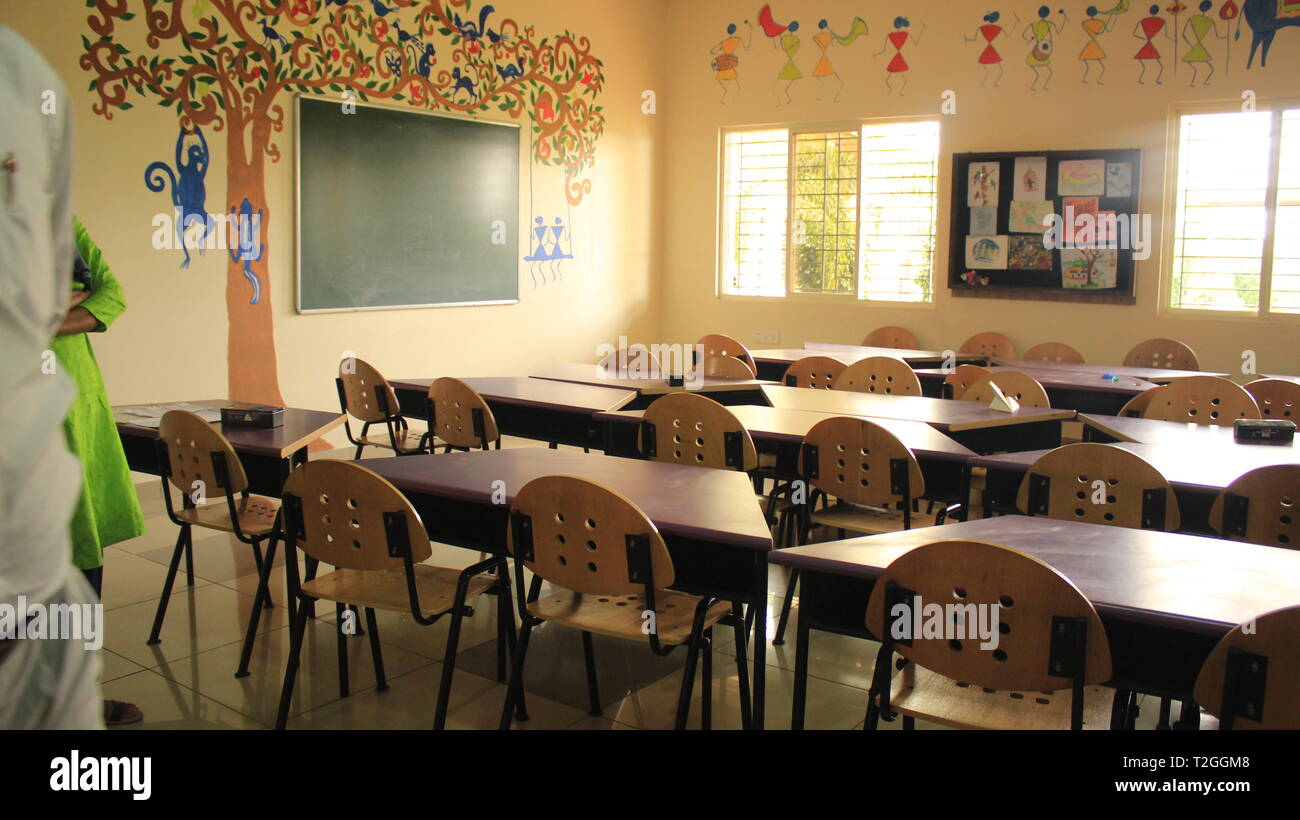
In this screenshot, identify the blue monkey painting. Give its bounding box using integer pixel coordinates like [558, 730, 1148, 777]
[145, 126, 212, 268]
[229, 197, 265, 305]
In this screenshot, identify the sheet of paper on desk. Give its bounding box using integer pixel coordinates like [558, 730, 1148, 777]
[115, 402, 223, 426]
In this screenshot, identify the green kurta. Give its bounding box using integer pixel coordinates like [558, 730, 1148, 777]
[50, 218, 145, 571]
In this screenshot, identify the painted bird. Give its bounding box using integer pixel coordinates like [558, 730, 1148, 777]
[369, 0, 396, 17]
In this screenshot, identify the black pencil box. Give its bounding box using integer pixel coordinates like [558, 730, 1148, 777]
[1233, 418, 1296, 444]
[221, 403, 284, 428]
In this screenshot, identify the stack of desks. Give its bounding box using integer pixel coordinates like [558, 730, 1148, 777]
[771, 516, 1300, 729]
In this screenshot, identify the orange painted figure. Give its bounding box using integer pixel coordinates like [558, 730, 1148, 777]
[711, 20, 752, 104]
[1079, 5, 1122, 84]
[965, 10, 1021, 86]
[810, 17, 868, 101]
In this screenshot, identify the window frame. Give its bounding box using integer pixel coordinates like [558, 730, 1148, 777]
[716, 115, 941, 309]
[1160, 97, 1300, 323]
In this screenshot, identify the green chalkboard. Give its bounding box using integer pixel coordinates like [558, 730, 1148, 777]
[296, 96, 520, 312]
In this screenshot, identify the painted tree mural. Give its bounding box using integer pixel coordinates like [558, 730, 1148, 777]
[80, 0, 606, 404]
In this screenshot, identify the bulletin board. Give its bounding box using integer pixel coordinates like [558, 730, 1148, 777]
[947, 149, 1142, 305]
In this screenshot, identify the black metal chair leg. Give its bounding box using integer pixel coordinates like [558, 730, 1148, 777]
[235, 533, 278, 677]
[183, 527, 194, 586]
[902, 715, 916, 730]
[581, 631, 602, 717]
[499, 619, 535, 730]
[336, 603, 350, 698]
[773, 569, 799, 646]
[1157, 697, 1172, 730]
[495, 591, 508, 683]
[730, 605, 752, 730]
[673, 630, 703, 730]
[365, 608, 387, 692]
[433, 605, 469, 730]
[275, 595, 311, 730]
[701, 630, 713, 730]
[250, 539, 272, 609]
[147, 526, 188, 645]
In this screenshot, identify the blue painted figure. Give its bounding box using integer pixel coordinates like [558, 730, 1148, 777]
[145, 126, 211, 268]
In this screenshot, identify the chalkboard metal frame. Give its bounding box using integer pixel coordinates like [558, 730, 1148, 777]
[294, 94, 522, 314]
[947, 148, 1142, 306]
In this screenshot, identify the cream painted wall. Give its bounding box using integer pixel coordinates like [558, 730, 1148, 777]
[662, 0, 1300, 376]
[2, 0, 666, 443]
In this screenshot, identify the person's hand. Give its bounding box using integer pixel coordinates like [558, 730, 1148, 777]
[68, 289, 91, 309]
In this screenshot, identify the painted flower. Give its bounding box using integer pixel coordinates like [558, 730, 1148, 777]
[1219, 0, 1239, 19]
[375, 20, 389, 37]
[330, 48, 340, 60]
[1166, 2, 1186, 13]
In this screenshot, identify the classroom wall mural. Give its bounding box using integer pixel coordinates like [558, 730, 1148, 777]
[81, 0, 607, 406]
[712, 0, 1296, 106]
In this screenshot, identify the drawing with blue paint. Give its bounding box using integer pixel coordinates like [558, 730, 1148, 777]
[145, 125, 212, 268]
[228, 197, 264, 305]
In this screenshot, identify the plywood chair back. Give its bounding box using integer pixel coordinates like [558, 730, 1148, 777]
[508, 475, 674, 596]
[701, 352, 757, 380]
[783, 355, 848, 389]
[697, 333, 756, 377]
[338, 357, 400, 423]
[281, 459, 431, 571]
[1142, 376, 1261, 426]
[959, 332, 1017, 361]
[964, 371, 1052, 409]
[863, 326, 919, 350]
[158, 410, 248, 498]
[427, 377, 500, 450]
[1024, 342, 1086, 364]
[1193, 605, 1300, 730]
[834, 356, 923, 396]
[1123, 338, 1200, 371]
[944, 364, 992, 400]
[598, 347, 663, 375]
[640, 392, 759, 472]
[1209, 465, 1300, 550]
[1016, 443, 1180, 531]
[801, 416, 925, 507]
[1118, 385, 1163, 417]
[865, 540, 1113, 691]
[1244, 378, 1300, 420]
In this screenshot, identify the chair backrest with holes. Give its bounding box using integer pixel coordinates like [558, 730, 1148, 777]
[1023, 342, 1086, 364]
[158, 410, 247, 498]
[1209, 465, 1300, 550]
[640, 393, 758, 472]
[833, 356, 923, 396]
[428, 377, 500, 449]
[784, 355, 848, 389]
[508, 475, 675, 596]
[1193, 605, 1300, 730]
[702, 353, 757, 380]
[1123, 338, 1200, 371]
[597, 347, 663, 375]
[1142, 376, 1261, 426]
[801, 416, 925, 507]
[1244, 379, 1300, 421]
[697, 333, 757, 376]
[338, 358, 400, 423]
[865, 540, 1113, 691]
[1118, 385, 1163, 417]
[963, 371, 1052, 409]
[944, 364, 992, 400]
[959, 332, 1017, 360]
[281, 460, 431, 570]
[862, 326, 919, 350]
[1015, 443, 1180, 531]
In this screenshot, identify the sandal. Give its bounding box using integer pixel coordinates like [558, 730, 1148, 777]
[104, 699, 144, 726]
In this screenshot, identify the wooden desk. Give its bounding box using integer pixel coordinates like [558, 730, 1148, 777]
[390, 376, 637, 450]
[359, 447, 776, 728]
[761, 385, 1074, 454]
[750, 344, 983, 381]
[770, 516, 1300, 728]
[972, 438, 1300, 533]
[532, 363, 774, 409]
[1079, 413, 1297, 447]
[914, 366, 1158, 415]
[992, 357, 1230, 383]
[115, 400, 345, 497]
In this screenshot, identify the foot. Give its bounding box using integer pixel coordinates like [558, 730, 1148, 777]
[104, 699, 143, 726]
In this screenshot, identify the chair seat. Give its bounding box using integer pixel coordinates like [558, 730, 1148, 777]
[884, 664, 1114, 730]
[527, 588, 732, 646]
[811, 502, 943, 535]
[359, 428, 429, 453]
[175, 495, 280, 536]
[302, 564, 497, 617]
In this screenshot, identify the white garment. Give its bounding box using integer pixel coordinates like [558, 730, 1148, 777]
[0, 25, 82, 606]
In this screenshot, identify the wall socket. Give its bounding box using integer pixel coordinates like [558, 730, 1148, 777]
[753, 330, 780, 345]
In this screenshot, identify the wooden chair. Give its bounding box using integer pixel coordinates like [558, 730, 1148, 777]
[1209, 465, 1300, 550]
[1142, 376, 1261, 426]
[783, 355, 847, 389]
[862, 326, 919, 350]
[639, 392, 758, 472]
[963, 371, 1052, 409]
[1244, 378, 1300, 420]
[773, 416, 953, 646]
[500, 475, 751, 729]
[698, 333, 757, 377]
[701, 353, 757, 380]
[273, 459, 510, 730]
[833, 356, 923, 396]
[864, 539, 1114, 730]
[1118, 385, 1163, 417]
[1024, 342, 1086, 364]
[1123, 338, 1200, 371]
[943, 364, 992, 400]
[152, 411, 281, 678]
[1192, 605, 1300, 730]
[959, 332, 1017, 361]
[424, 377, 501, 452]
[1015, 443, 1180, 531]
[336, 358, 425, 457]
[597, 346, 663, 376]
